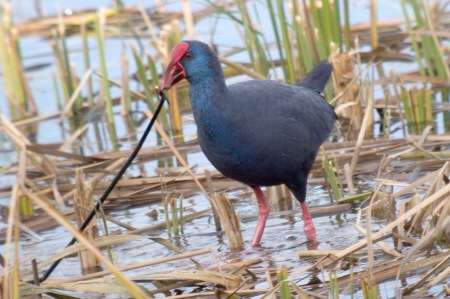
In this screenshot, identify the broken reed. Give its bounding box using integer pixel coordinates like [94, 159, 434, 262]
[322, 151, 343, 201]
[163, 192, 183, 236]
[401, 87, 433, 133]
[210, 192, 244, 250]
[276, 265, 292, 299]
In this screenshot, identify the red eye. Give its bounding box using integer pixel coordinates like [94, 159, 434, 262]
[185, 52, 193, 59]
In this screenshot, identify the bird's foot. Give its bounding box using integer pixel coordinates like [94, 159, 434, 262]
[304, 221, 316, 241]
[251, 236, 262, 247]
[306, 238, 319, 250]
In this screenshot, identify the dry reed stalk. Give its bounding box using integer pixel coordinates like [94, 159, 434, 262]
[131, 270, 242, 289]
[330, 54, 360, 120]
[58, 157, 126, 213]
[57, 124, 88, 152]
[265, 271, 277, 299]
[218, 56, 267, 80]
[33, 235, 147, 272]
[409, 163, 448, 233]
[13, 221, 42, 242]
[344, 163, 355, 195]
[1, 115, 57, 176]
[370, 0, 379, 49]
[208, 259, 262, 271]
[120, 53, 129, 116]
[47, 248, 212, 284]
[54, 172, 211, 193]
[21, 187, 148, 298]
[168, 87, 183, 136]
[298, 249, 385, 257]
[404, 242, 450, 294]
[182, 0, 195, 39]
[347, 75, 374, 177]
[320, 138, 410, 166]
[415, 247, 450, 295]
[0, 210, 75, 240]
[210, 192, 244, 250]
[58, 69, 93, 123]
[393, 171, 450, 294]
[2, 112, 61, 128]
[320, 163, 450, 268]
[138, 4, 165, 56]
[125, 208, 212, 235]
[51, 176, 65, 208]
[1, 183, 19, 299]
[26, 144, 104, 164]
[314, 252, 449, 295]
[378, 125, 432, 172]
[266, 185, 292, 209]
[354, 189, 402, 258]
[143, 110, 214, 205]
[138, 289, 268, 299]
[74, 169, 100, 275]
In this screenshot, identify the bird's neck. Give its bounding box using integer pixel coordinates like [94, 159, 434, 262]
[188, 70, 229, 144]
[189, 68, 228, 109]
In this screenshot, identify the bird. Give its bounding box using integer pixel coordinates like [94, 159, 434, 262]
[160, 40, 336, 247]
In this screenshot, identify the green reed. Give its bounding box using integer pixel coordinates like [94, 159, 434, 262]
[401, 86, 433, 133]
[163, 193, 183, 236]
[323, 151, 343, 201]
[361, 276, 379, 299]
[80, 20, 94, 107]
[51, 12, 85, 116]
[214, 0, 347, 84]
[95, 11, 114, 125]
[0, 3, 35, 120]
[19, 195, 33, 216]
[130, 45, 172, 131]
[276, 265, 292, 299]
[401, 0, 449, 80]
[329, 271, 340, 299]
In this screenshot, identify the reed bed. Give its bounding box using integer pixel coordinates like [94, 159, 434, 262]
[0, 0, 450, 298]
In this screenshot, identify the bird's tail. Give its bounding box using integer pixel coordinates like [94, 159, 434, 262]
[296, 60, 332, 93]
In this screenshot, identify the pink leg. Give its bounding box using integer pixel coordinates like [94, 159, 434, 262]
[301, 201, 316, 240]
[251, 187, 270, 247]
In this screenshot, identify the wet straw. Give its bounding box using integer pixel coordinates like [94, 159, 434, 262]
[39, 91, 168, 282]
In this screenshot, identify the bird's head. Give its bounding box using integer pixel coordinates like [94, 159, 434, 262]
[160, 41, 218, 91]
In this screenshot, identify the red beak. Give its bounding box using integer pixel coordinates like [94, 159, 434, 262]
[160, 42, 190, 91]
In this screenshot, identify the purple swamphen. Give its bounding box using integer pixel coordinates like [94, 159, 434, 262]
[160, 41, 336, 247]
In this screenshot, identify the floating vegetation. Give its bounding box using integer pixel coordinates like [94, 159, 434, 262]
[0, 0, 450, 298]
